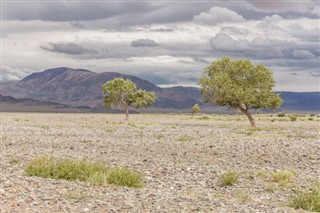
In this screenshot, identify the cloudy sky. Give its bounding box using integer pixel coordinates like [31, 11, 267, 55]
[1, 0, 319, 91]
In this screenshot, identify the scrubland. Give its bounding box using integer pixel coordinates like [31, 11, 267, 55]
[1, 112, 319, 212]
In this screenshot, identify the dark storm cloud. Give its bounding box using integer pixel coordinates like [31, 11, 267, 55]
[210, 33, 289, 58]
[2, 1, 224, 26]
[245, 0, 319, 15]
[41, 42, 99, 55]
[69, 22, 86, 29]
[150, 28, 174, 32]
[131, 39, 159, 47]
[210, 34, 317, 59]
[2, 2, 160, 22]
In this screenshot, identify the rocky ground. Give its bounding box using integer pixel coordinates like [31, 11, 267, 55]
[1, 112, 319, 212]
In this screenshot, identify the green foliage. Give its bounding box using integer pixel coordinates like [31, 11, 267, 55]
[277, 112, 286, 117]
[288, 183, 320, 212]
[191, 103, 200, 115]
[219, 170, 239, 187]
[271, 170, 295, 186]
[199, 57, 283, 127]
[102, 78, 155, 119]
[289, 115, 298, 121]
[106, 167, 143, 188]
[25, 156, 143, 188]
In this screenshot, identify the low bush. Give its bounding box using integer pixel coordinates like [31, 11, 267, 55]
[219, 170, 239, 187]
[289, 115, 298, 122]
[277, 112, 286, 117]
[288, 185, 320, 212]
[25, 156, 143, 188]
[271, 170, 295, 186]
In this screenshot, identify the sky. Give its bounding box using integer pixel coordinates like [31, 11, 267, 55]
[1, 0, 319, 91]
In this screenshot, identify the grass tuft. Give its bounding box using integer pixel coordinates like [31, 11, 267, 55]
[271, 170, 295, 186]
[219, 170, 239, 187]
[176, 135, 194, 142]
[66, 191, 89, 201]
[25, 156, 143, 188]
[288, 184, 320, 212]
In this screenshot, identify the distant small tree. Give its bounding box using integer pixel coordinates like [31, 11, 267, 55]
[199, 57, 283, 127]
[191, 103, 200, 117]
[102, 78, 155, 120]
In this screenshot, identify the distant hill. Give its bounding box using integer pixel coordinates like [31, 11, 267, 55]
[0, 67, 319, 112]
[0, 95, 92, 112]
[1, 67, 200, 109]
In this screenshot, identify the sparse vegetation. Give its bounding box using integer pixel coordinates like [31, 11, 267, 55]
[234, 191, 251, 203]
[271, 170, 295, 186]
[288, 183, 320, 212]
[155, 133, 165, 140]
[289, 115, 298, 122]
[277, 112, 286, 117]
[176, 135, 194, 142]
[3, 113, 319, 212]
[198, 116, 210, 120]
[66, 191, 89, 201]
[25, 156, 143, 188]
[9, 158, 21, 164]
[191, 103, 200, 117]
[219, 170, 239, 187]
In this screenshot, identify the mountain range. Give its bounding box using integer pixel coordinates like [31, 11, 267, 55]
[1, 67, 319, 112]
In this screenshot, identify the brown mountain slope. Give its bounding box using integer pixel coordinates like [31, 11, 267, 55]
[1, 67, 201, 109]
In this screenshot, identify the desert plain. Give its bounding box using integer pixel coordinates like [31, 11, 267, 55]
[0, 112, 319, 212]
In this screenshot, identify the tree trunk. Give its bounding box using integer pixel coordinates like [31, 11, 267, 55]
[122, 103, 129, 121]
[239, 106, 256, 128]
[125, 106, 129, 121]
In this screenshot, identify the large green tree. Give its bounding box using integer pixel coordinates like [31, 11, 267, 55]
[102, 78, 155, 120]
[199, 57, 283, 127]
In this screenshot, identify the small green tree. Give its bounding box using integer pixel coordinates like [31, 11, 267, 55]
[199, 57, 283, 127]
[102, 78, 155, 120]
[191, 103, 200, 117]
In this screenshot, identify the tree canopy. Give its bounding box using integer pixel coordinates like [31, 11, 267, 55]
[102, 78, 155, 120]
[199, 57, 283, 127]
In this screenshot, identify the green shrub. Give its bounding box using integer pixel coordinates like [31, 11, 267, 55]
[289, 115, 298, 122]
[271, 170, 295, 186]
[176, 135, 194, 142]
[288, 187, 320, 212]
[106, 168, 143, 188]
[219, 170, 239, 187]
[25, 156, 143, 188]
[277, 112, 286, 117]
[308, 117, 314, 121]
[198, 116, 210, 120]
[310, 113, 316, 117]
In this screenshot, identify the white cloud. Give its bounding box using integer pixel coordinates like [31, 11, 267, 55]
[193, 7, 245, 25]
[1, 2, 319, 91]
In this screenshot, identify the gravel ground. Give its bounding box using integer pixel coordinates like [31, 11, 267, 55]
[1, 112, 319, 212]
